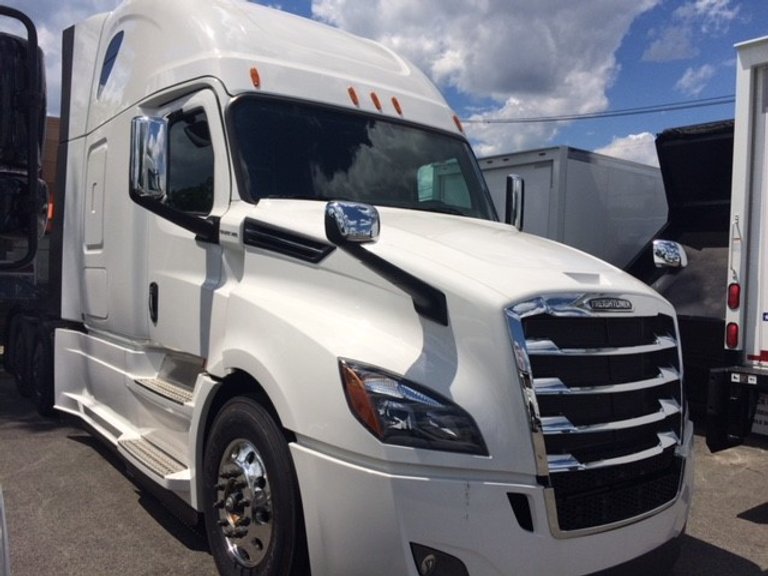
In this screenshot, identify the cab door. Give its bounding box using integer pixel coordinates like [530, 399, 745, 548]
[143, 89, 230, 357]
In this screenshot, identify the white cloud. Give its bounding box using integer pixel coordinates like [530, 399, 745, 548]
[595, 132, 659, 167]
[642, 26, 697, 62]
[313, 0, 659, 152]
[3, 0, 669, 157]
[675, 0, 740, 34]
[643, 0, 738, 62]
[675, 64, 716, 96]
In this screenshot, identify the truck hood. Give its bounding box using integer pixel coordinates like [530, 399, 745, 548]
[371, 208, 650, 303]
[249, 200, 652, 305]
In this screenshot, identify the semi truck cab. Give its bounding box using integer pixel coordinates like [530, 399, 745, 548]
[2, 1, 693, 575]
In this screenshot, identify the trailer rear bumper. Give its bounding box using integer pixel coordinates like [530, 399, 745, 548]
[706, 366, 768, 451]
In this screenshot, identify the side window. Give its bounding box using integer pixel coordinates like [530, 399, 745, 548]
[97, 31, 123, 98]
[166, 108, 214, 214]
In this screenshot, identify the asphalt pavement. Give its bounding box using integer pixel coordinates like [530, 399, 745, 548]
[1, 372, 768, 576]
[0, 374, 215, 576]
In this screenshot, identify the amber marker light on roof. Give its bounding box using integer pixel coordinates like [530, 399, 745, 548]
[391, 96, 403, 116]
[370, 92, 382, 112]
[453, 114, 464, 133]
[348, 87, 360, 107]
[250, 67, 261, 88]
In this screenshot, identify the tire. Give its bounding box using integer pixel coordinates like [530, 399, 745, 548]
[29, 325, 54, 417]
[203, 397, 308, 576]
[7, 316, 32, 397]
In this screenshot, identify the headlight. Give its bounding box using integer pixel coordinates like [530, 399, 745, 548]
[339, 359, 488, 456]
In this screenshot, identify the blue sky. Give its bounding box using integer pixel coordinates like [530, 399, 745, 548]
[3, 0, 767, 165]
[307, 0, 768, 165]
[580, 0, 767, 161]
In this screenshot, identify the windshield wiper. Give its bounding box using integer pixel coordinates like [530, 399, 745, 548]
[412, 201, 467, 216]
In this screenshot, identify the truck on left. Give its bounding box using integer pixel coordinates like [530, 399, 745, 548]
[0, 8, 50, 576]
[0, 6, 52, 414]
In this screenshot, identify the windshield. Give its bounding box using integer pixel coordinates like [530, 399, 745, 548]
[230, 97, 498, 220]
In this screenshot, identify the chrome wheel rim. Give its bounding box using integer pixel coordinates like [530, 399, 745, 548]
[214, 439, 273, 568]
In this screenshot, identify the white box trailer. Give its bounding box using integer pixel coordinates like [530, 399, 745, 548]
[479, 147, 668, 270]
[707, 35, 768, 450]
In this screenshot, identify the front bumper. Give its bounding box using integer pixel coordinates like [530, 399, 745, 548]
[291, 422, 694, 576]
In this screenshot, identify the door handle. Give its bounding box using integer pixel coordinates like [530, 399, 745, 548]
[149, 282, 159, 324]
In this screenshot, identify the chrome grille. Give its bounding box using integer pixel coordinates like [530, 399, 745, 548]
[506, 294, 685, 535]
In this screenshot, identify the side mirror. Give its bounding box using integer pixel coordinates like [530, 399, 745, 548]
[325, 201, 380, 245]
[130, 116, 167, 200]
[0, 6, 46, 270]
[129, 115, 218, 242]
[505, 174, 524, 230]
[652, 240, 688, 269]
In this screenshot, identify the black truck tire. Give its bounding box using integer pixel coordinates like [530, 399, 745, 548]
[203, 396, 308, 576]
[7, 314, 32, 397]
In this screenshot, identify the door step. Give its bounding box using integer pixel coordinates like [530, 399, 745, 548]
[134, 377, 194, 404]
[130, 351, 203, 408]
[119, 437, 187, 478]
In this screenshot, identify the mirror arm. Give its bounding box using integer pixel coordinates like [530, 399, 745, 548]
[129, 190, 219, 243]
[325, 200, 448, 326]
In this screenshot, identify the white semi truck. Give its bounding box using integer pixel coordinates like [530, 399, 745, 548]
[0, 1, 693, 575]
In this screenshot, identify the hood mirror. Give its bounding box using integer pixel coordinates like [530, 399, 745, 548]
[653, 239, 688, 268]
[325, 201, 380, 245]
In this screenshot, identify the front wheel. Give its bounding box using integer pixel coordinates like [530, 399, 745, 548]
[203, 397, 308, 576]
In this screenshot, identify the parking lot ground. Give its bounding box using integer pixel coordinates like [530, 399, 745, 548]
[1, 371, 768, 575]
[678, 426, 768, 575]
[0, 374, 215, 576]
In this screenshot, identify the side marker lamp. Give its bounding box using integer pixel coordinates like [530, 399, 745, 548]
[728, 283, 741, 310]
